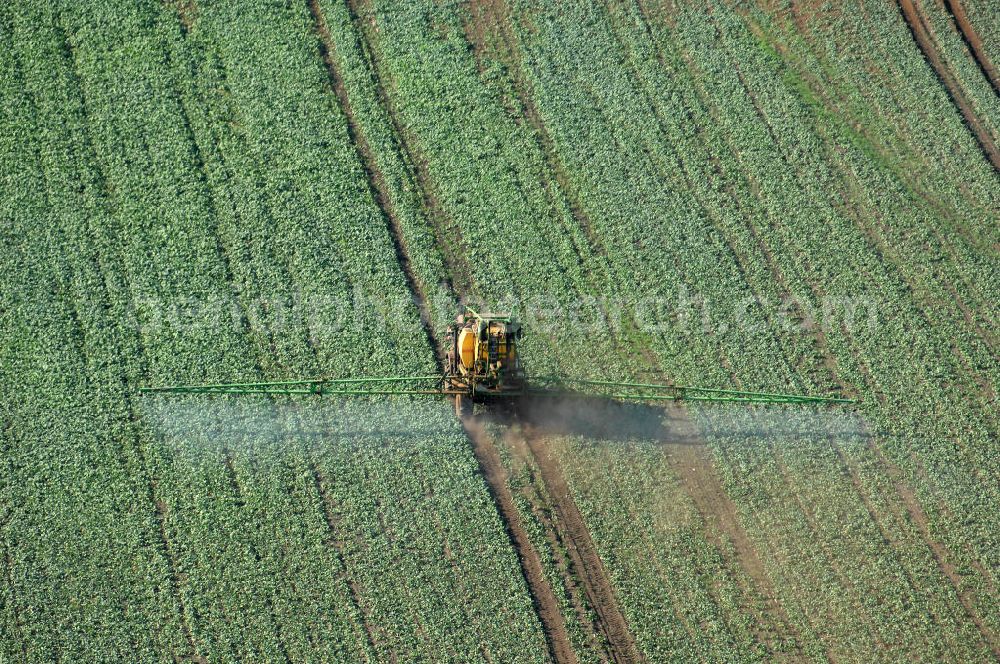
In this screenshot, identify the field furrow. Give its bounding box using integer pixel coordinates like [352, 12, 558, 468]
[522, 427, 642, 663]
[306, 0, 442, 357]
[943, 0, 1000, 95]
[897, 0, 1000, 169]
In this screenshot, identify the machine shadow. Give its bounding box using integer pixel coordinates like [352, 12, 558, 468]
[484, 396, 873, 447]
[486, 395, 702, 445]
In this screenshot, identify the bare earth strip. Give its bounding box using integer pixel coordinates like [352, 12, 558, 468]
[468, 4, 805, 656]
[663, 406, 805, 657]
[306, 5, 580, 655]
[462, 418, 579, 664]
[306, 0, 441, 363]
[166, 0, 197, 33]
[897, 0, 1000, 170]
[521, 427, 644, 664]
[895, 479, 999, 656]
[342, 0, 477, 296]
[503, 430, 615, 658]
[943, 0, 1000, 97]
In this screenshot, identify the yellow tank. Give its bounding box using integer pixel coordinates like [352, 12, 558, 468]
[457, 327, 477, 371]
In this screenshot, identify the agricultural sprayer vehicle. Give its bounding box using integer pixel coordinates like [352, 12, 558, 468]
[140, 307, 853, 416]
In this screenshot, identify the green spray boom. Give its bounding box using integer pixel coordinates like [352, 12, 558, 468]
[139, 309, 854, 410]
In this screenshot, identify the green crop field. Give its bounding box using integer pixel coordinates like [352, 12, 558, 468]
[1, 0, 997, 661]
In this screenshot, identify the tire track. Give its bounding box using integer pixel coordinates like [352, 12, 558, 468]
[644, 9, 896, 617]
[463, 418, 579, 664]
[60, 176, 206, 662]
[698, 7, 999, 646]
[462, 0, 675, 383]
[162, 8, 394, 655]
[157, 13, 266, 363]
[532, 497, 608, 656]
[172, 2, 548, 657]
[307, 4, 578, 658]
[307, 0, 442, 361]
[770, 443, 890, 655]
[824, 439, 955, 647]
[218, 452, 293, 663]
[642, 7, 929, 651]
[463, 0, 609, 264]
[720, 5, 998, 418]
[309, 466, 384, 661]
[470, 3, 797, 655]
[341, 0, 476, 296]
[897, 0, 1000, 170]
[147, 480, 204, 663]
[459, 9, 653, 650]
[157, 9, 322, 657]
[502, 428, 619, 659]
[159, 18, 367, 657]
[898, 482, 999, 656]
[703, 0, 998, 468]
[714, 22, 994, 408]
[45, 15, 207, 659]
[636, 1, 852, 396]
[661, 406, 806, 657]
[167, 5, 393, 657]
[942, 0, 1000, 97]
[871, 450, 1000, 657]
[166, 0, 197, 34]
[765, 0, 993, 252]
[520, 427, 644, 664]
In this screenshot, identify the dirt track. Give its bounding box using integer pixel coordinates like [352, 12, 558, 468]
[307, 0, 442, 364]
[520, 426, 644, 664]
[661, 405, 804, 656]
[462, 417, 579, 664]
[305, 3, 587, 654]
[897, 480, 999, 657]
[897, 0, 1000, 170]
[344, 0, 476, 297]
[942, 0, 1000, 96]
[307, 1, 995, 658]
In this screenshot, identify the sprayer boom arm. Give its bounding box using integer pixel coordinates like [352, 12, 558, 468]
[530, 377, 853, 405]
[139, 374, 852, 405]
[138, 375, 451, 396]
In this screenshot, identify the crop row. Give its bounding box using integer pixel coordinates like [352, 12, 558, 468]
[676, 2, 995, 654]
[352, 0, 649, 380]
[742, 0, 998, 249]
[909, 0, 1000, 144]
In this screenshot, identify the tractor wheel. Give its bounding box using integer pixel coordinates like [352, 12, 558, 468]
[454, 394, 472, 419]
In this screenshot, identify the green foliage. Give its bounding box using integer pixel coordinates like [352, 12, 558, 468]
[1, 0, 545, 660]
[1, 0, 995, 660]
